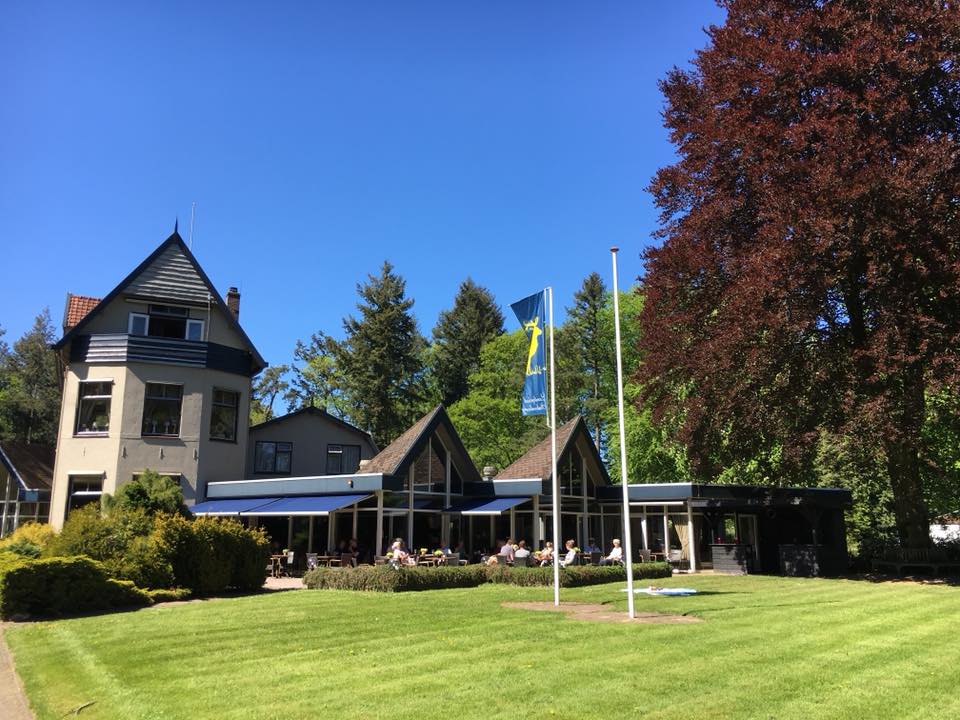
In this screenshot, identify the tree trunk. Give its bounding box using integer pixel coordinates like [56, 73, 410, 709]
[883, 364, 930, 549]
[885, 439, 930, 549]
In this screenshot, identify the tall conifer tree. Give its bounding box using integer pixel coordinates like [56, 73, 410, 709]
[431, 279, 504, 406]
[331, 262, 426, 446]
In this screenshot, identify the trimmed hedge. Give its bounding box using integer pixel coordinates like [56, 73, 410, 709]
[0, 555, 150, 620]
[304, 565, 487, 592]
[151, 514, 270, 595]
[485, 562, 672, 587]
[303, 562, 672, 592]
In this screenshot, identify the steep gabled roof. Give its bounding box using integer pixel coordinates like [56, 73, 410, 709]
[364, 405, 481, 483]
[495, 416, 609, 484]
[250, 406, 377, 451]
[53, 230, 265, 372]
[0, 443, 55, 492]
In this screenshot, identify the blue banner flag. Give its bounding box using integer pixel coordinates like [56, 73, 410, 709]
[510, 290, 548, 416]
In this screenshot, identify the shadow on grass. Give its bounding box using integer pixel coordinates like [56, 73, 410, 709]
[840, 572, 960, 587]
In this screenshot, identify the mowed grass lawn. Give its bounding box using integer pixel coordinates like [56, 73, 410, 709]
[5, 574, 960, 720]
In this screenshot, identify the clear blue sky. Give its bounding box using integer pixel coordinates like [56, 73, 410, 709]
[0, 1, 724, 369]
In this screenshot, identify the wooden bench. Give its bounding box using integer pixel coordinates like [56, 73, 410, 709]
[872, 548, 960, 576]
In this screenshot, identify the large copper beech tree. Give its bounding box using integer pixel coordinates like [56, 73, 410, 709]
[640, 0, 960, 548]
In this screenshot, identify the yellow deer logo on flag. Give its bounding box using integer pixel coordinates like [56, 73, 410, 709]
[523, 317, 542, 375]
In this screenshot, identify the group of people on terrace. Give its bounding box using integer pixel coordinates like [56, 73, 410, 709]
[485, 537, 624, 567]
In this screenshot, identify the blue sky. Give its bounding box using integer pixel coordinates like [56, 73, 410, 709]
[0, 1, 724, 368]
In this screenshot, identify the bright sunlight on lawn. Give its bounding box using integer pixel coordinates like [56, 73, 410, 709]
[5, 574, 960, 720]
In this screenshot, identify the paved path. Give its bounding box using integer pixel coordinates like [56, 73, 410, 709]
[0, 625, 34, 720]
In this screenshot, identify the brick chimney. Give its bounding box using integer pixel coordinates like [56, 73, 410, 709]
[225, 287, 241, 320]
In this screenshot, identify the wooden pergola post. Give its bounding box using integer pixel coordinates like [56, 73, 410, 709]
[375, 490, 384, 557]
[687, 502, 697, 572]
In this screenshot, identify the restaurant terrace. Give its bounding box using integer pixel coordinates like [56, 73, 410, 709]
[191, 405, 852, 575]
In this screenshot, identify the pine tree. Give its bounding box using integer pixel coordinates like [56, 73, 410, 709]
[330, 262, 427, 446]
[285, 331, 344, 413]
[250, 365, 290, 424]
[561, 273, 613, 447]
[0, 310, 61, 444]
[431, 278, 505, 406]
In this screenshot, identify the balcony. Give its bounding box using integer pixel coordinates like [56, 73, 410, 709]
[70, 334, 253, 376]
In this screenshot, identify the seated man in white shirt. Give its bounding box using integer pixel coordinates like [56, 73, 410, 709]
[514, 540, 531, 559]
[560, 539, 578, 567]
[600, 538, 623, 565]
[583, 537, 602, 554]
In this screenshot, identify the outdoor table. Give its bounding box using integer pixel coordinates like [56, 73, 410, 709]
[269, 555, 285, 578]
[417, 555, 439, 566]
[316, 555, 336, 567]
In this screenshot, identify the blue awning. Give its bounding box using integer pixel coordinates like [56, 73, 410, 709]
[190, 497, 281, 516]
[245, 493, 371, 516]
[446, 497, 529, 515]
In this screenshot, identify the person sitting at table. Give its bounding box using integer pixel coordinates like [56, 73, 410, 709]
[499, 537, 516, 562]
[600, 538, 623, 565]
[537, 541, 554, 566]
[583, 537, 602, 554]
[560, 539, 578, 567]
[514, 540, 531, 559]
[389, 538, 416, 567]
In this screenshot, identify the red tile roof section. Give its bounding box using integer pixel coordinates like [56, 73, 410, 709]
[63, 294, 101, 331]
[494, 417, 581, 481]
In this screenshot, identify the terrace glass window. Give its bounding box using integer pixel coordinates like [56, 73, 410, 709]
[255, 441, 292, 474]
[210, 388, 239, 441]
[142, 383, 183, 437]
[75, 381, 112, 434]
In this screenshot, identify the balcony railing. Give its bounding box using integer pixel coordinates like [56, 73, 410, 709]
[70, 334, 252, 376]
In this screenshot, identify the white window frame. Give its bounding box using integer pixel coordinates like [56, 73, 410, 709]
[74, 379, 113, 435]
[141, 382, 184, 437]
[209, 387, 239, 442]
[186, 318, 205, 342]
[128, 312, 148, 336]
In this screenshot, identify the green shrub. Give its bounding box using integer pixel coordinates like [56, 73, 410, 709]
[104, 469, 189, 517]
[0, 556, 150, 620]
[485, 562, 672, 587]
[44, 505, 153, 566]
[302, 563, 670, 593]
[151, 514, 268, 595]
[144, 587, 192, 603]
[0, 522, 55, 553]
[303, 564, 487, 592]
[1, 539, 42, 558]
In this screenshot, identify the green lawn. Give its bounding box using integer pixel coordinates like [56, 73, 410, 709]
[5, 574, 960, 720]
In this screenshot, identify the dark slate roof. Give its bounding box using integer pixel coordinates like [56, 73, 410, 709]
[250, 406, 377, 452]
[364, 406, 442, 476]
[0, 443, 55, 492]
[53, 230, 266, 373]
[494, 417, 581, 481]
[363, 405, 481, 484]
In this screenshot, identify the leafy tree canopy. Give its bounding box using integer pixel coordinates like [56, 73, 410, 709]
[640, 0, 960, 547]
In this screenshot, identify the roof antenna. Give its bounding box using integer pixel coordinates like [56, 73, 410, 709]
[189, 201, 196, 249]
[174, 217, 179, 234]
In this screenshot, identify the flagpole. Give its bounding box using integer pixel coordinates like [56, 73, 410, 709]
[610, 248, 636, 619]
[547, 286, 561, 607]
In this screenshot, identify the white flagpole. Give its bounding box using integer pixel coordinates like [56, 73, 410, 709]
[611, 247, 636, 619]
[547, 286, 561, 607]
